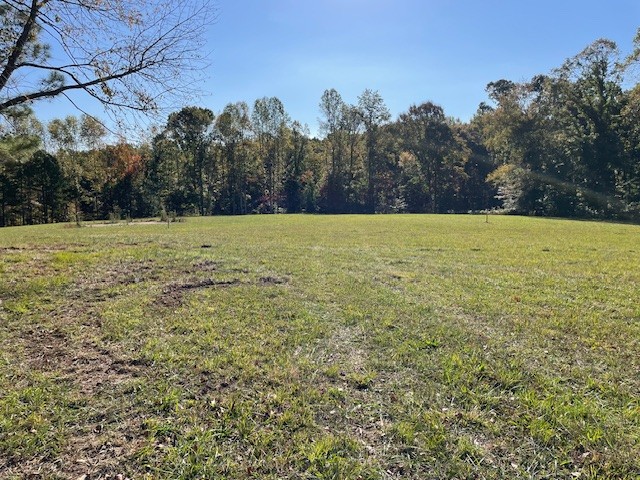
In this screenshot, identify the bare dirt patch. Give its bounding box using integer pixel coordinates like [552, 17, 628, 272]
[22, 325, 141, 395]
[158, 277, 242, 307]
[0, 267, 155, 479]
[4, 330, 147, 479]
[76, 259, 158, 295]
[259, 275, 290, 285]
[191, 259, 220, 272]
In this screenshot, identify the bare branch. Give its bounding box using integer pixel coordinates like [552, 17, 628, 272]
[0, 0, 216, 117]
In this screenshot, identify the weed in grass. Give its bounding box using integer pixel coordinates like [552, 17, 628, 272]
[303, 434, 371, 479]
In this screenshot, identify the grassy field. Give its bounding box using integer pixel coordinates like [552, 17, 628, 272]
[0, 214, 638, 479]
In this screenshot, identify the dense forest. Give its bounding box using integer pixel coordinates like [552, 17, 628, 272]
[1, 36, 639, 226]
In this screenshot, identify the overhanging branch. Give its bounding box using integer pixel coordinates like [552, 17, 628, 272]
[0, 0, 215, 116]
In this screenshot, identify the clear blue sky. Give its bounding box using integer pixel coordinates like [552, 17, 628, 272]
[34, 0, 640, 137]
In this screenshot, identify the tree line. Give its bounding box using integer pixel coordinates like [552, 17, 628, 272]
[1, 35, 639, 226]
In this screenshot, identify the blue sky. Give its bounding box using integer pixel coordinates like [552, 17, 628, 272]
[33, 0, 640, 136]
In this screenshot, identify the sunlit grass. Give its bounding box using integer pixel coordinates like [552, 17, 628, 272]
[0, 214, 638, 478]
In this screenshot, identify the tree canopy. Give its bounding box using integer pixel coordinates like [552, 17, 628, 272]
[1, 31, 640, 226]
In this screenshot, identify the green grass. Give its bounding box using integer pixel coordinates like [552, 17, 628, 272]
[0, 214, 638, 479]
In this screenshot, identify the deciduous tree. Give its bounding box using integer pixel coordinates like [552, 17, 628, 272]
[252, 96, 289, 212]
[358, 89, 390, 212]
[166, 106, 215, 215]
[398, 102, 464, 213]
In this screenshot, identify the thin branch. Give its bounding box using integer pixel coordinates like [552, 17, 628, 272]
[0, 61, 148, 110]
[60, 91, 118, 136]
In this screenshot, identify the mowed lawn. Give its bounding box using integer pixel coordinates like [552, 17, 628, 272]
[0, 215, 638, 479]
